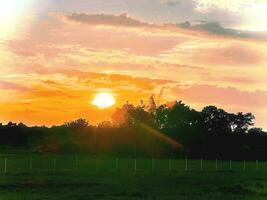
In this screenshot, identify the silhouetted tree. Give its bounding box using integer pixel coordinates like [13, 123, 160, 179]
[0, 100, 266, 159]
[65, 118, 89, 130]
[232, 112, 254, 134]
[248, 127, 263, 135]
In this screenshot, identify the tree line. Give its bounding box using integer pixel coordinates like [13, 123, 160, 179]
[0, 97, 266, 160]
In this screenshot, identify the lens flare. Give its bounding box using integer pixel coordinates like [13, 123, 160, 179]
[140, 123, 184, 149]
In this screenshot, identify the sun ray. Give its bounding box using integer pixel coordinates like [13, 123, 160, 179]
[140, 123, 184, 150]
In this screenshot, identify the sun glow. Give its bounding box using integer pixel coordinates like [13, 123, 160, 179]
[92, 93, 116, 109]
[0, 1, 18, 22]
[0, 0, 36, 40]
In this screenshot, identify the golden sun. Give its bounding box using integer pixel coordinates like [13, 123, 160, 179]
[92, 93, 115, 109]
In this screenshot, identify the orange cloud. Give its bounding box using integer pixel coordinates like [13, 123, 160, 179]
[191, 44, 263, 66]
[1, 11, 267, 130]
[0, 70, 266, 130]
[0, 71, 173, 126]
[173, 84, 267, 108]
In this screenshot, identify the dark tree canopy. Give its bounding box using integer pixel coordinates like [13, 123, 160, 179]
[0, 100, 266, 159]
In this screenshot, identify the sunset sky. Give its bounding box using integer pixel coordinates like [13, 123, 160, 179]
[0, 0, 267, 129]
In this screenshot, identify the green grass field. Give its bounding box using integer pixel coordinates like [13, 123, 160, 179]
[0, 155, 267, 199]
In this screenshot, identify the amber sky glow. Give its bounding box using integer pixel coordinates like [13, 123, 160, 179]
[0, 0, 267, 129]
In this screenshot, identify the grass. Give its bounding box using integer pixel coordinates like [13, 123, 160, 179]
[1, 171, 267, 199]
[0, 155, 267, 199]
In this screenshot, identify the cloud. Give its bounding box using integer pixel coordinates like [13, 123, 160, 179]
[190, 44, 262, 66]
[60, 12, 267, 40]
[160, 0, 182, 7]
[212, 76, 260, 84]
[1, 69, 267, 129]
[177, 21, 267, 39]
[178, 21, 242, 36]
[0, 81, 28, 91]
[173, 84, 267, 108]
[61, 13, 156, 28]
[0, 70, 174, 125]
[0, 1, 267, 129]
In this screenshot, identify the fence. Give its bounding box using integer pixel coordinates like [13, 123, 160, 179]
[1, 155, 266, 174]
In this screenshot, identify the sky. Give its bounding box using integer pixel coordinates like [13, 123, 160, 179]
[0, 0, 267, 129]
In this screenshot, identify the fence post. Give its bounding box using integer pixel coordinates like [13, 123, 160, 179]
[53, 158, 56, 171]
[243, 160, 246, 171]
[30, 157, 32, 172]
[4, 158, 7, 174]
[215, 159, 218, 171]
[256, 160, 259, 170]
[152, 158, 154, 170]
[134, 158, 137, 171]
[169, 159, 172, 171]
[116, 158, 119, 170]
[185, 157, 188, 171]
[96, 159, 99, 170]
[75, 155, 78, 170]
[200, 159, 203, 171]
[229, 160, 232, 170]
